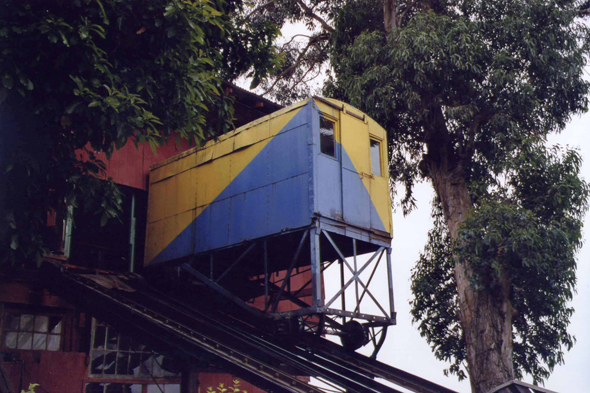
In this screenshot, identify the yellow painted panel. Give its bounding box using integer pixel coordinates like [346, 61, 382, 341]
[195, 155, 232, 208]
[146, 101, 322, 264]
[235, 120, 270, 150]
[229, 140, 267, 183]
[368, 175, 393, 233]
[175, 168, 196, 214]
[195, 148, 213, 166]
[147, 168, 195, 223]
[342, 114, 371, 174]
[147, 177, 172, 223]
[315, 101, 340, 120]
[269, 108, 300, 137]
[211, 137, 235, 160]
[144, 209, 194, 265]
[368, 118, 387, 140]
[150, 153, 195, 184]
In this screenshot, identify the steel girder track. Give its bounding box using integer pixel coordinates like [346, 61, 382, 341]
[44, 266, 458, 393]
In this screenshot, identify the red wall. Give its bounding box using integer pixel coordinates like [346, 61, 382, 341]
[79, 135, 195, 191]
[2, 351, 87, 393]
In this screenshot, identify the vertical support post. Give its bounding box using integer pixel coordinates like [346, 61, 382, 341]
[64, 206, 74, 258]
[353, 239, 360, 313]
[264, 239, 269, 311]
[340, 259, 346, 324]
[209, 254, 214, 280]
[386, 247, 395, 319]
[129, 193, 136, 272]
[310, 227, 322, 307]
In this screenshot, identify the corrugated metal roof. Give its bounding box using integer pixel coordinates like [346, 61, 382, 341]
[487, 380, 558, 393]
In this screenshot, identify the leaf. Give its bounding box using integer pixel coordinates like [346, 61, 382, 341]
[10, 235, 18, 250]
[65, 101, 81, 113]
[2, 74, 13, 89]
[100, 213, 108, 227]
[94, 0, 109, 25]
[148, 139, 157, 156]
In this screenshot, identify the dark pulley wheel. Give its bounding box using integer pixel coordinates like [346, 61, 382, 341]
[340, 321, 369, 351]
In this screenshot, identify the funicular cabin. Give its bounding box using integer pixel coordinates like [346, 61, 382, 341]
[145, 97, 396, 352]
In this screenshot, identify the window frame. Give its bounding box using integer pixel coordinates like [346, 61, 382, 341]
[318, 113, 339, 160]
[369, 136, 384, 177]
[88, 319, 182, 383]
[1, 308, 65, 352]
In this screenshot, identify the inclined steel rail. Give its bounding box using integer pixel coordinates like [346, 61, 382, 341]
[45, 266, 457, 393]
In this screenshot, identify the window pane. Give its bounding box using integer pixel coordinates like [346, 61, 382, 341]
[129, 385, 142, 393]
[106, 327, 119, 350]
[105, 384, 130, 393]
[103, 352, 117, 375]
[320, 117, 335, 157]
[91, 350, 106, 374]
[117, 352, 130, 375]
[47, 334, 60, 351]
[129, 353, 141, 376]
[165, 384, 181, 393]
[85, 383, 106, 393]
[93, 324, 107, 349]
[49, 317, 62, 334]
[140, 354, 154, 376]
[33, 333, 47, 350]
[147, 385, 164, 393]
[34, 316, 49, 332]
[5, 314, 19, 330]
[370, 140, 382, 177]
[118, 334, 133, 352]
[4, 332, 17, 348]
[17, 332, 33, 349]
[20, 315, 34, 331]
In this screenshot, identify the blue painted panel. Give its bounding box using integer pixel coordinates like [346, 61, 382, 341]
[208, 198, 230, 250]
[342, 168, 371, 229]
[149, 216, 194, 265]
[267, 125, 310, 184]
[218, 103, 312, 200]
[194, 207, 211, 254]
[228, 186, 269, 244]
[370, 200, 387, 232]
[268, 174, 310, 234]
[316, 154, 342, 221]
[341, 148, 357, 174]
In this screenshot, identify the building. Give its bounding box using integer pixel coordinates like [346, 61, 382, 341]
[0, 85, 282, 393]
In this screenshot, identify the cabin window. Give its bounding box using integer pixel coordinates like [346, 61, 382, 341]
[320, 116, 336, 157]
[370, 139, 382, 177]
[1, 312, 63, 351]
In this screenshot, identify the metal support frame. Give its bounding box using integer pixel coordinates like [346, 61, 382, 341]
[179, 222, 395, 355]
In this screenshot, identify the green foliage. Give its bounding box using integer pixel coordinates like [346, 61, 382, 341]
[206, 379, 248, 393]
[412, 143, 589, 382]
[326, 0, 590, 385]
[0, 0, 279, 267]
[327, 0, 589, 212]
[21, 383, 39, 393]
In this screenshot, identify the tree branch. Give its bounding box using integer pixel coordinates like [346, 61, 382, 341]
[294, 0, 335, 33]
[243, 0, 275, 21]
[262, 34, 329, 96]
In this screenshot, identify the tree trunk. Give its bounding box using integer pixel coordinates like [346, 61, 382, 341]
[429, 164, 515, 393]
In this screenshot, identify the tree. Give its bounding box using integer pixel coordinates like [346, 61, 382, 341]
[0, 0, 280, 267]
[247, 0, 590, 391]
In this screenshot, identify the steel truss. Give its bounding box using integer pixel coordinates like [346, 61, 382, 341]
[179, 220, 396, 356]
